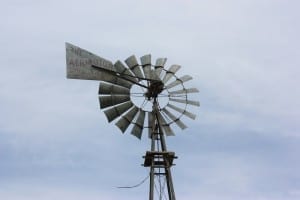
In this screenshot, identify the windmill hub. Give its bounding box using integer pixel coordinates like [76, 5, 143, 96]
[145, 80, 164, 100]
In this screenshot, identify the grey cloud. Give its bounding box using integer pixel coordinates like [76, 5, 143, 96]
[1, 0, 300, 199]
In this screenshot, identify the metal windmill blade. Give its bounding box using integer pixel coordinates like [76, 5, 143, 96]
[162, 108, 187, 130]
[125, 55, 144, 80]
[99, 95, 130, 109]
[169, 98, 200, 107]
[141, 55, 160, 81]
[140, 54, 152, 80]
[157, 111, 175, 136]
[165, 75, 193, 89]
[167, 103, 197, 120]
[154, 58, 167, 77]
[147, 111, 154, 138]
[98, 82, 130, 95]
[169, 88, 199, 95]
[115, 106, 139, 133]
[114, 60, 138, 83]
[103, 101, 133, 122]
[162, 64, 181, 84]
[131, 109, 146, 139]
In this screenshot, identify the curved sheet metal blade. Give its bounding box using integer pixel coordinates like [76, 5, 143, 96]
[169, 88, 199, 95]
[162, 108, 187, 130]
[114, 61, 138, 83]
[148, 112, 154, 138]
[125, 55, 144, 79]
[115, 118, 130, 133]
[115, 106, 139, 133]
[149, 69, 160, 81]
[165, 75, 192, 89]
[103, 101, 133, 122]
[167, 103, 196, 120]
[169, 98, 200, 107]
[155, 58, 167, 77]
[103, 73, 132, 89]
[131, 110, 146, 139]
[157, 112, 175, 136]
[140, 54, 152, 80]
[99, 82, 130, 95]
[99, 95, 130, 109]
[162, 65, 181, 84]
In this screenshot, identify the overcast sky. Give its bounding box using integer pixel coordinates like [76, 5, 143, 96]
[1, 0, 300, 199]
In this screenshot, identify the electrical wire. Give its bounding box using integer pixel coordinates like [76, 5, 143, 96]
[116, 175, 149, 189]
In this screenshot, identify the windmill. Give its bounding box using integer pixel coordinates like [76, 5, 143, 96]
[65, 43, 199, 200]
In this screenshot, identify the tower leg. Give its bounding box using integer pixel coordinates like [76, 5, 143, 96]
[165, 166, 176, 200]
[149, 166, 154, 200]
[159, 128, 176, 200]
[149, 133, 156, 200]
[143, 125, 177, 200]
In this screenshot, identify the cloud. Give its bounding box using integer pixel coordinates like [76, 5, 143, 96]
[1, 0, 300, 199]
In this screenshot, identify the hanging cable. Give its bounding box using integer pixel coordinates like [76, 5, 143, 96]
[116, 175, 149, 189]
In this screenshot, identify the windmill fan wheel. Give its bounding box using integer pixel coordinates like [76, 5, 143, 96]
[97, 54, 199, 139]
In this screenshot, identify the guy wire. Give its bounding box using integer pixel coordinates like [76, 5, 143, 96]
[116, 174, 149, 189]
